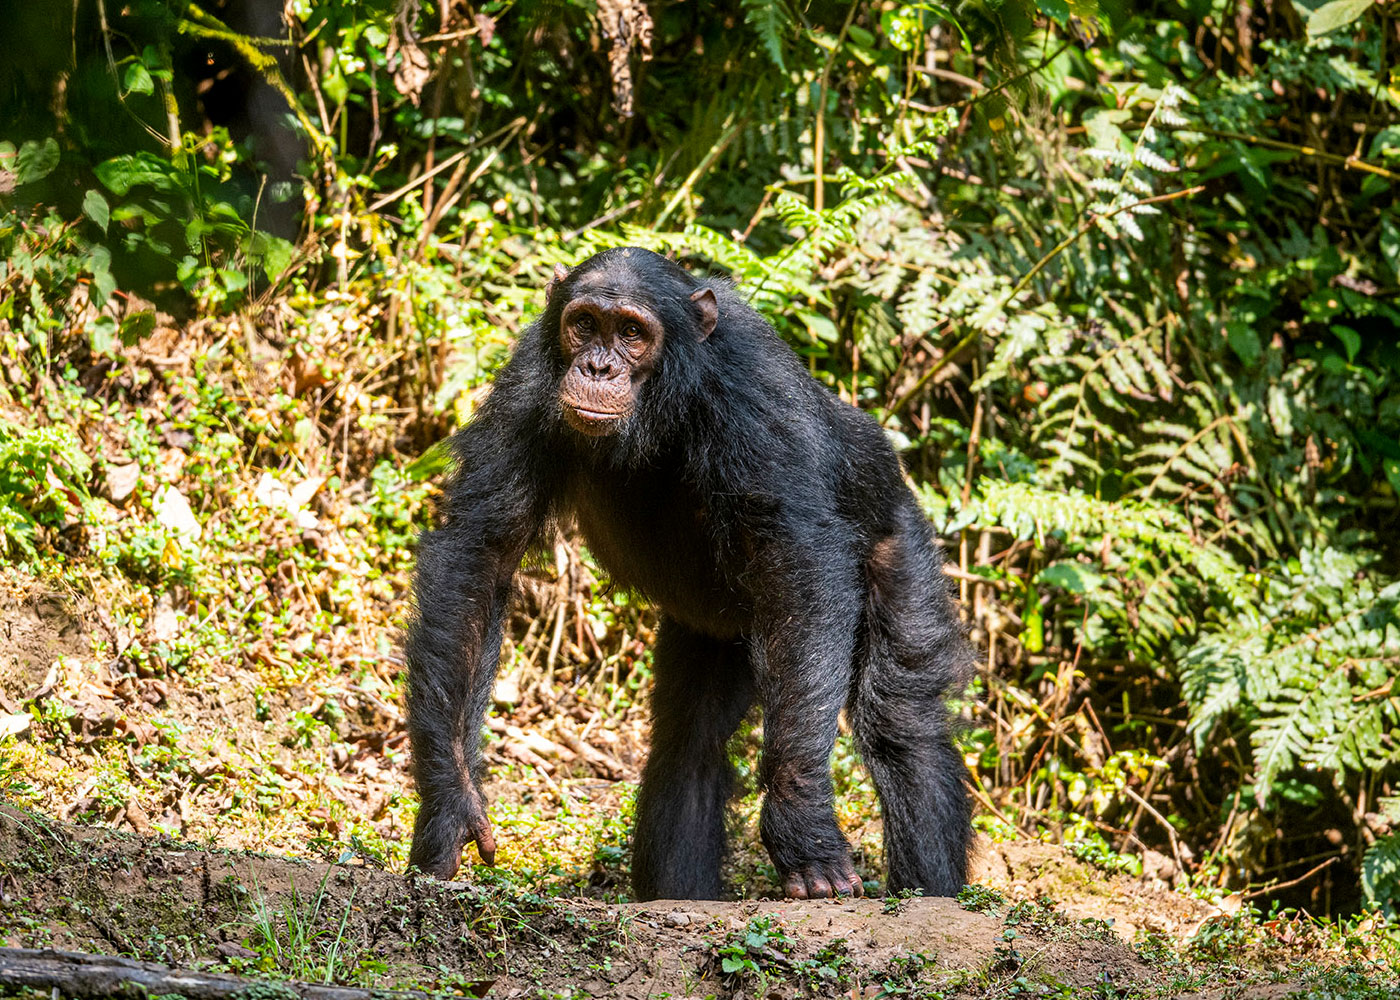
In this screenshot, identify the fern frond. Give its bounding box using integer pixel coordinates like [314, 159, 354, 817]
[1363, 834, 1400, 914]
[741, 0, 790, 73]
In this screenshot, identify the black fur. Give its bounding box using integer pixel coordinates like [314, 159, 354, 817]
[405, 247, 974, 900]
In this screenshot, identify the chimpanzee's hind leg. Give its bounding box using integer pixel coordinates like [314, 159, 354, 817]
[632, 616, 754, 900]
[849, 506, 974, 895]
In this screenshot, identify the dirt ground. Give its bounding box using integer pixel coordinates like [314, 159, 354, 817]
[1, 800, 1317, 998]
[0, 582, 1359, 998]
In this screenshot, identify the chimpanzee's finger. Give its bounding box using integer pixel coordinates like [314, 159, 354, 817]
[470, 820, 496, 866]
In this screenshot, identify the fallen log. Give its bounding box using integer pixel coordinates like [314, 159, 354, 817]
[0, 947, 489, 1000]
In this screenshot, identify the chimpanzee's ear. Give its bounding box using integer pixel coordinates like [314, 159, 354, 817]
[545, 263, 569, 304]
[689, 287, 718, 341]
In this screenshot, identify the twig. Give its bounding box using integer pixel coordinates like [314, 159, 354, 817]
[562, 199, 643, 242]
[1242, 856, 1339, 900]
[1165, 124, 1399, 182]
[967, 781, 1017, 830]
[368, 150, 470, 212]
[654, 114, 745, 228]
[1002, 184, 1206, 307]
[554, 724, 629, 780]
[1120, 785, 1186, 875]
[884, 327, 976, 421]
[940, 563, 1012, 589]
[910, 65, 985, 92]
[953, 40, 1072, 111]
[544, 600, 567, 690]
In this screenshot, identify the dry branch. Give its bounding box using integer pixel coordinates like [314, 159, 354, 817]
[0, 947, 478, 1000]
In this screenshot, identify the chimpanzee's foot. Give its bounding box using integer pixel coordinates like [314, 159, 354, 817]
[761, 797, 862, 899]
[781, 854, 863, 899]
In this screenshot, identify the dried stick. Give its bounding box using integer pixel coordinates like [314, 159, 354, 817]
[0, 948, 470, 1000]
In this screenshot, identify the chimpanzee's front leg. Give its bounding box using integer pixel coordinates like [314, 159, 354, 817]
[404, 403, 549, 880]
[751, 556, 865, 900]
[405, 534, 516, 879]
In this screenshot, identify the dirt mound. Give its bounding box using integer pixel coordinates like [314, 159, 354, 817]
[973, 838, 1216, 941]
[0, 581, 92, 707]
[0, 803, 1182, 998]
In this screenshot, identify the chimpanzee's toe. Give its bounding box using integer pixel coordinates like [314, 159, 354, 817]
[783, 862, 863, 900]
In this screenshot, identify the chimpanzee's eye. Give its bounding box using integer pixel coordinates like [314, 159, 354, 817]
[622, 323, 642, 340]
[576, 314, 596, 333]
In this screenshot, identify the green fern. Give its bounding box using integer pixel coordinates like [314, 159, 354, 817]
[1363, 827, 1400, 914]
[952, 480, 1252, 655]
[1082, 85, 1189, 240]
[1178, 549, 1400, 804]
[1032, 325, 1175, 485]
[740, 0, 791, 73]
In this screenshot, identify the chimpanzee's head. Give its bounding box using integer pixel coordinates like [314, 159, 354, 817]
[545, 248, 718, 437]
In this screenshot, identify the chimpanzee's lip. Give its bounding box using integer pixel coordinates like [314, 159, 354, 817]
[564, 405, 628, 437]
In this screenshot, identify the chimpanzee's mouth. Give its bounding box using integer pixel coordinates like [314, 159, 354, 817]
[564, 405, 628, 436]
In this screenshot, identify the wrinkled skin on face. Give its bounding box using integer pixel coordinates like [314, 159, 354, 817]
[548, 263, 715, 437]
[557, 295, 664, 435]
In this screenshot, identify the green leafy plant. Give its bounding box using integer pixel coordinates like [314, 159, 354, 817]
[0, 419, 92, 559]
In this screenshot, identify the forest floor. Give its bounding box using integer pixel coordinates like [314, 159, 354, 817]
[2, 582, 1395, 999]
[0, 800, 1342, 1000]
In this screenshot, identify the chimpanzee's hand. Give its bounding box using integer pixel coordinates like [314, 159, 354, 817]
[408, 786, 496, 879]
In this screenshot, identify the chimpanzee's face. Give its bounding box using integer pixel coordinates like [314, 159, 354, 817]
[554, 283, 666, 437]
[545, 255, 717, 438]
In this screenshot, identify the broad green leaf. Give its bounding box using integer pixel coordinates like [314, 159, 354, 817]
[1022, 602, 1044, 653]
[1036, 562, 1106, 595]
[85, 246, 115, 307]
[15, 138, 59, 185]
[846, 25, 875, 48]
[795, 309, 838, 343]
[1380, 219, 1399, 282]
[1384, 457, 1400, 498]
[95, 153, 174, 195]
[322, 61, 348, 107]
[1330, 324, 1361, 362]
[124, 61, 155, 96]
[1306, 0, 1375, 37]
[119, 310, 157, 347]
[247, 230, 296, 282]
[1226, 321, 1261, 367]
[82, 189, 110, 233]
[90, 315, 118, 358]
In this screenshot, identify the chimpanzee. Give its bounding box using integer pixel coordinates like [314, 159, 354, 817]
[405, 247, 973, 901]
